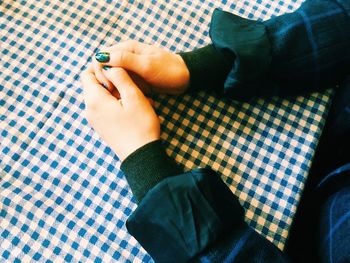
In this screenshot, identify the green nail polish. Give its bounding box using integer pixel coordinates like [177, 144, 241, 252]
[102, 65, 111, 70]
[95, 52, 110, 62]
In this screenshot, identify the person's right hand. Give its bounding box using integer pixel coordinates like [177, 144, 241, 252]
[93, 40, 190, 95]
[82, 65, 161, 161]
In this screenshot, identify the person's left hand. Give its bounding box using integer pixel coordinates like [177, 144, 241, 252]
[81, 65, 160, 161]
[92, 40, 190, 95]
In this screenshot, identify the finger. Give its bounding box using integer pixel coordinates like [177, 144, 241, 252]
[81, 65, 104, 93]
[86, 64, 121, 99]
[108, 40, 152, 54]
[81, 66, 110, 106]
[103, 67, 143, 106]
[95, 41, 147, 64]
[93, 61, 114, 91]
[99, 50, 150, 77]
[128, 72, 152, 94]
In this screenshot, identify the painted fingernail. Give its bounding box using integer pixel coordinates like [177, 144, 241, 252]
[102, 65, 111, 70]
[95, 52, 110, 62]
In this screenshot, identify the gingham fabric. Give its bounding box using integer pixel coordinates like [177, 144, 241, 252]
[0, 0, 332, 261]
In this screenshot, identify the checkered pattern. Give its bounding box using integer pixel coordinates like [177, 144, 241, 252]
[0, 0, 332, 261]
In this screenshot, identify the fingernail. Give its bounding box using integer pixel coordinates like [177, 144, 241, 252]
[102, 83, 108, 89]
[95, 52, 110, 62]
[102, 65, 111, 70]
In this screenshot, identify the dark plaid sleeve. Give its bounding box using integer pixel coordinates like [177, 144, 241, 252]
[126, 168, 289, 263]
[180, 0, 350, 101]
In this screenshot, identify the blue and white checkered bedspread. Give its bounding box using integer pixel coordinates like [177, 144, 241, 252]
[0, 0, 332, 261]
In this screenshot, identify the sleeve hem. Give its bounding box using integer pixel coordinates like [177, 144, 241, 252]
[121, 140, 183, 202]
[178, 44, 233, 94]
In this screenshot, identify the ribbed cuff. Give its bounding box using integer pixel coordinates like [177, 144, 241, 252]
[121, 140, 183, 203]
[178, 44, 232, 94]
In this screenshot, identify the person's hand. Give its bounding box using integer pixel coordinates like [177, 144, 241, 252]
[93, 40, 190, 95]
[81, 65, 160, 161]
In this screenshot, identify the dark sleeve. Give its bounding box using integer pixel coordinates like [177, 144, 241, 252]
[121, 145, 289, 262]
[125, 168, 289, 263]
[179, 0, 350, 101]
[120, 140, 183, 202]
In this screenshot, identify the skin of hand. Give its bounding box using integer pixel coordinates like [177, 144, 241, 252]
[93, 40, 190, 95]
[81, 65, 160, 161]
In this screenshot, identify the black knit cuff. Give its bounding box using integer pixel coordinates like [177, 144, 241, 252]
[178, 44, 232, 94]
[121, 140, 183, 203]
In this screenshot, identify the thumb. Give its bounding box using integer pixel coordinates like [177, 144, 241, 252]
[103, 67, 142, 105]
[101, 50, 149, 77]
